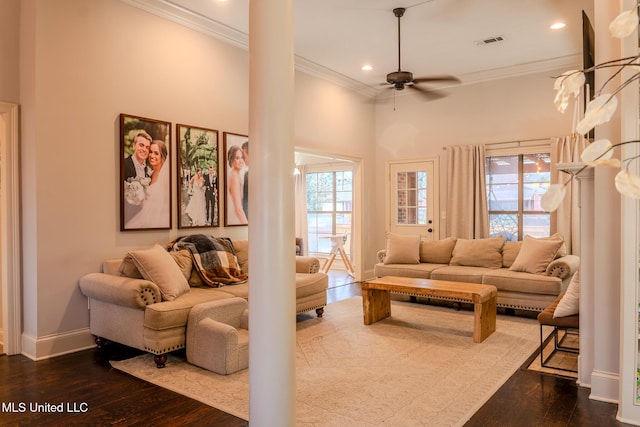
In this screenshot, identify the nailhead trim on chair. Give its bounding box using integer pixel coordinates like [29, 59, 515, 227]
[145, 344, 185, 354]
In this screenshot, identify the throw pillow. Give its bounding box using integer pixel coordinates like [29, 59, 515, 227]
[120, 249, 193, 282]
[545, 233, 568, 258]
[170, 250, 193, 281]
[449, 236, 505, 268]
[233, 240, 249, 274]
[383, 232, 421, 264]
[502, 241, 523, 268]
[128, 244, 190, 301]
[419, 238, 457, 264]
[509, 235, 564, 274]
[119, 254, 144, 279]
[554, 271, 580, 318]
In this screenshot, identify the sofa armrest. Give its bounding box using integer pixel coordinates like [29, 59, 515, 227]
[78, 273, 161, 309]
[377, 250, 386, 264]
[296, 256, 320, 274]
[545, 255, 580, 280]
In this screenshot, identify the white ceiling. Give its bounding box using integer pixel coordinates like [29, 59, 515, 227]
[133, 0, 593, 95]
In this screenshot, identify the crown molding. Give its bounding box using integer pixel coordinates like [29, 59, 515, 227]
[121, 0, 581, 101]
[120, 0, 377, 98]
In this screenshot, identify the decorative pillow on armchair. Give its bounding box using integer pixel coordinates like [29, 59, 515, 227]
[383, 232, 421, 264]
[509, 235, 563, 275]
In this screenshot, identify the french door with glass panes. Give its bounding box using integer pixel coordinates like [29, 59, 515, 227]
[388, 160, 438, 240]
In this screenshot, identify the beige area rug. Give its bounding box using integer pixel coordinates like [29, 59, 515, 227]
[112, 297, 548, 426]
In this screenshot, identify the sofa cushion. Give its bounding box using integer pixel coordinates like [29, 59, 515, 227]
[374, 262, 448, 279]
[213, 282, 249, 299]
[450, 236, 504, 268]
[501, 241, 523, 268]
[509, 235, 563, 274]
[419, 238, 457, 264]
[295, 273, 329, 299]
[482, 268, 561, 296]
[554, 271, 580, 317]
[144, 287, 237, 330]
[384, 233, 420, 264]
[429, 265, 491, 283]
[128, 244, 190, 301]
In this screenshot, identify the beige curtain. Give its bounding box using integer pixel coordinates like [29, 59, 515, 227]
[445, 145, 489, 239]
[550, 135, 587, 255]
[294, 165, 308, 255]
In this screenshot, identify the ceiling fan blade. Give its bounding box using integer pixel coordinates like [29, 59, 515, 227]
[408, 84, 446, 100]
[412, 75, 461, 84]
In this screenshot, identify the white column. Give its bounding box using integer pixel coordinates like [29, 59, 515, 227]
[591, 0, 621, 402]
[248, 1, 296, 426]
[576, 167, 594, 388]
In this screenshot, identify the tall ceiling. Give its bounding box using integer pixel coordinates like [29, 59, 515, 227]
[136, 0, 593, 95]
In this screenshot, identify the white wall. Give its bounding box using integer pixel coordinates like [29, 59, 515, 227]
[373, 71, 575, 250]
[13, 0, 375, 358]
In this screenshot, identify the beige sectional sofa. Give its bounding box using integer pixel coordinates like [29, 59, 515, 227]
[79, 239, 327, 368]
[374, 234, 579, 312]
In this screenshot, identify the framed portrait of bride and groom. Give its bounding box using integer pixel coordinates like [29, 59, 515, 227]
[120, 114, 172, 231]
[177, 124, 220, 229]
[223, 132, 249, 227]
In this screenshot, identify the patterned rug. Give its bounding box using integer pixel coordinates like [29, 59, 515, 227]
[112, 296, 547, 426]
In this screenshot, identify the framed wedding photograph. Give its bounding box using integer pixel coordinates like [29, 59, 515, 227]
[223, 132, 249, 226]
[177, 124, 220, 228]
[120, 113, 172, 231]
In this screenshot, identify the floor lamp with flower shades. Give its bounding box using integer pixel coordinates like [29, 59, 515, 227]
[545, 2, 640, 420]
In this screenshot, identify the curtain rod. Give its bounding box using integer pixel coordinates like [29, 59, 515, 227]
[442, 137, 552, 150]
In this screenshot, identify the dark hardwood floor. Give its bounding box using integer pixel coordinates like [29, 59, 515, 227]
[0, 279, 628, 426]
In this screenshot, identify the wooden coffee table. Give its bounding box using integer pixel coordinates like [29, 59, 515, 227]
[361, 276, 497, 343]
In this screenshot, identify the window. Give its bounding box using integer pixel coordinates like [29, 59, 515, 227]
[396, 171, 428, 225]
[485, 152, 551, 241]
[306, 169, 353, 255]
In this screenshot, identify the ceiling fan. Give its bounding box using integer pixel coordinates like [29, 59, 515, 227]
[382, 7, 460, 100]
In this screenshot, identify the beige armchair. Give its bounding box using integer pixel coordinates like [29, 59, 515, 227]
[187, 297, 249, 374]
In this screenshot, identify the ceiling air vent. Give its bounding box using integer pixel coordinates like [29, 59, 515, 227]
[475, 35, 505, 46]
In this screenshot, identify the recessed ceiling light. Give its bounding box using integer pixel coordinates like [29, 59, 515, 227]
[550, 22, 566, 30]
[361, 65, 373, 71]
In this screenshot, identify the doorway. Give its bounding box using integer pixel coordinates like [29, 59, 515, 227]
[387, 158, 439, 239]
[294, 150, 362, 286]
[0, 102, 21, 355]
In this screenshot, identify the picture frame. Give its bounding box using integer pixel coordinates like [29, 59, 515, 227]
[177, 124, 220, 228]
[120, 114, 172, 231]
[223, 132, 249, 226]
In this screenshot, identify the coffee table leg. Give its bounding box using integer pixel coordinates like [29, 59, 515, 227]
[473, 296, 497, 343]
[362, 289, 391, 325]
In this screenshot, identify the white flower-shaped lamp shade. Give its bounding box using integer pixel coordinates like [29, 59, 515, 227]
[581, 139, 613, 161]
[541, 184, 566, 212]
[576, 94, 618, 135]
[615, 170, 640, 199]
[554, 71, 585, 113]
[610, 9, 639, 39]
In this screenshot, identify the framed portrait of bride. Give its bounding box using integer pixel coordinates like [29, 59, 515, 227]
[120, 113, 172, 231]
[176, 124, 220, 228]
[223, 132, 249, 227]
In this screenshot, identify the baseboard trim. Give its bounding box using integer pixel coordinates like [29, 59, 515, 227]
[21, 328, 95, 361]
[590, 369, 620, 403]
